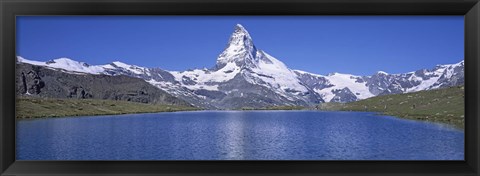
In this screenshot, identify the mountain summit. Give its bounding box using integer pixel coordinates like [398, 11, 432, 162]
[216, 24, 259, 69]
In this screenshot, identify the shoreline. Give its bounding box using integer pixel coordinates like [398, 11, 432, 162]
[17, 89, 464, 130]
[16, 109, 203, 119]
[317, 109, 464, 130]
[317, 86, 465, 130]
[17, 100, 464, 130]
[17, 108, 317, 119]
[377, 111, 464, 130]
[16, 97, 200, 119]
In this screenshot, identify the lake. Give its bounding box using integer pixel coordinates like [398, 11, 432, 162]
[16, 110, 464, 160]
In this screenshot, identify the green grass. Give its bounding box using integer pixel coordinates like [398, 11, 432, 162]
[318, 86, 465, 129]
[16, 97, 200, 119]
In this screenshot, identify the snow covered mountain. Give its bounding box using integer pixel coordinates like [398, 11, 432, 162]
[294, 60, 464, 102]
[16, 24, 464, 109]
[152, 24, 324, 108]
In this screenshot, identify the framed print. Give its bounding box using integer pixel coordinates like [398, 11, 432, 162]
[1, 0, 479, 175]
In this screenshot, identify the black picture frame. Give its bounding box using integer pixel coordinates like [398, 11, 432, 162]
[1, 0, 479, 175]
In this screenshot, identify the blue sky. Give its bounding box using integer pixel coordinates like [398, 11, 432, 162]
[16, 16, 463, 75]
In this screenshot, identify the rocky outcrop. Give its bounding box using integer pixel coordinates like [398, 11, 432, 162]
[330, 88, 358, 103]
[20, 66, 46, 95]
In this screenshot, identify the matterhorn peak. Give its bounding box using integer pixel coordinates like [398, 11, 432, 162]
[225, 23, 254, 51]
[233, 24, 251, 38]
[215, 24, 259, 69]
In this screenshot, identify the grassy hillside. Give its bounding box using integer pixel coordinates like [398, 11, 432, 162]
[318, 86, 464, 129]
[16, 97, 200, 119]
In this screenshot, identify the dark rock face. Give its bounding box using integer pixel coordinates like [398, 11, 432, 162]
[16, 63, 191, 106]
[431, 62, 464, 88]
[181, 76, 197, 85]
[20, 66, 47, 95]
[294, 71, 334, 90]
[21, 72, 27, 94]
[365, 73, 393, 96]
[68, 86, 92, 99]
[379, 81, 404, 95]
[330, 88, 357, 103]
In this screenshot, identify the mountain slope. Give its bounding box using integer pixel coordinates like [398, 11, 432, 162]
[16, 62, 192, 107]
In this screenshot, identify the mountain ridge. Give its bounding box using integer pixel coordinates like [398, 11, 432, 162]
[16, 24, 464, 109]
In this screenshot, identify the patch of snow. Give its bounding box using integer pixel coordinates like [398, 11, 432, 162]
[49, 58, 106, 74]
[294, 69, 373, 102]
[406, 67, 445, 92]
[441, 60, 464, 68]
[377, 71, 388, 75]
[293, 69, 324, 78]
[408, 73, 422, 82]
[18, 56, 106, 74]
[319, 73, 374, 102]
[443, 67, 454, 79]
[111, 61, 150, 75]
[251, 51, 308, 93]
[169, 62, 241, 91]
[17, 56, 47, 66]
[174, 62, 240, 83]
[102, 64, 116, 69]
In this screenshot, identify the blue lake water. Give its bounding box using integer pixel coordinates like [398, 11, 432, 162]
[16, 111, 464, 160]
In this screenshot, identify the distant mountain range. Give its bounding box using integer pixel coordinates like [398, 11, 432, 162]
[17, 24, 464, 109]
